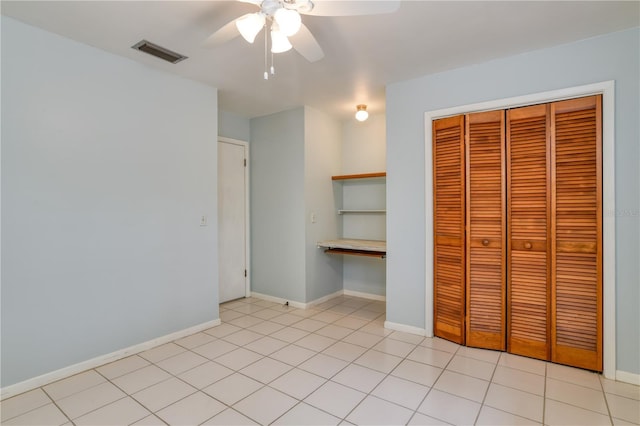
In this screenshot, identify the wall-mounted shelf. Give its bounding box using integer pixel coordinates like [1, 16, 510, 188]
[338, 209, 386, 215]
[332, 172, 386, 181]
[317, 239, 386, 259]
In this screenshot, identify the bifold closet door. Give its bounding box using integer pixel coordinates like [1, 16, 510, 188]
[507, 104, 551, 361]
[433, 115, 466, 344]
[465, 111, 506, 350]
[551, 95, 602, 371]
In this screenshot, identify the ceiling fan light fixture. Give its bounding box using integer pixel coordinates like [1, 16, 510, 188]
[274, 8, 302, 37]
[271, 24, 293, 53]
[355, 104, 369, 121]
[236, 12, 265, 43]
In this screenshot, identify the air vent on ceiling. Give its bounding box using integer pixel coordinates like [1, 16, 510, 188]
[131, 40, 187, 64]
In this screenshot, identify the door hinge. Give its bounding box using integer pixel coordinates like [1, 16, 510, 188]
[244, 158, 247, 167]
[244, 269, 247, 277]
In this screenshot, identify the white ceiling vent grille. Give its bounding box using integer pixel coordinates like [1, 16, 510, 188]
[131, 40, 187, 64]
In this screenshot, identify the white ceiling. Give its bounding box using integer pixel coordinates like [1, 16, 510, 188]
[3, 1, 638, 120]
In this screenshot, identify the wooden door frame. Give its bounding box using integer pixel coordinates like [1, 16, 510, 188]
[218, 136, 251, 299]
[424, 81, 616, 379]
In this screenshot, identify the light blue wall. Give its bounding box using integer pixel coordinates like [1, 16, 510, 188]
[1, 17, 219, 387]
[250, 108, 306, 302]
[386, 27, 639, 375]
[304, 107, 343, 302]
[219, 110, 250, 142]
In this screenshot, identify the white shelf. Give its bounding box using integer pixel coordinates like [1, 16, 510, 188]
[338, 209, 386, 215]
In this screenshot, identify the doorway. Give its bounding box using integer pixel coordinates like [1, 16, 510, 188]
[218, 137, 250, 303]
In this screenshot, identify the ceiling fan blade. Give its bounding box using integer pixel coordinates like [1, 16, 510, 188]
[202, 15, 247, 48]
[299, 0, 400, 16]
[290, 23, 324, 62]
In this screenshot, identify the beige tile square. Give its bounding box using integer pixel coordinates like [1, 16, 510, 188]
[220, 310, 245, 322]
[174, 332, 216, 349]
[347, 395, 413, 426]
[223, 329, 264, 346]
[343, 331, 384, 348]
[1, 388, 51, 422]
[43, 370, 106, 400]
[156, 391, 225, 425]
[155, 350, 208, 375]
[408, 346, 453, 368]
[492, 365, 545, 396]
[545, 398, 611, 426]
[192, 339, 239, 360]
[292, 318, 327, 332]
[228, 316, 264, 328]
[328, 304, 358, 315]
[602, 377, 640, 400]
[304, 381, 366, 419]
[498, 352, 546, 376]
[247, 320, 286, 335]
[311, 311, 345, 323]
[387, 330, 424, 344]
[139, 343, 185, 363]
[316, 324, 355, 340]
[446, 354, 496, 381]
[546, 377, 608, 414]
[270, 326, 310, 343]
[56, 382, 125, 419]
[240, 357, 292, 384]
[295, 334, 337, 352]
[373, 338, 416, 357]
[484, 383, 543, 422]
[332, 364, 386, 393]
[354, 350, 403, 374]
[408, 412, 451, 425]
[3, 403, 69, 426]
[433, 370, 489, 402]
[476, 406, 541, 425]
[243, 335, 289, 355]
[131, 414, 166, 425]
[606, 393, 640, 424]
[418, 389, 481, 425]
[351, 309, 383, 321]
[96, 355, 150, 380]
[231, 304, 266, 314]
[202, 408, 259, 425]
[333, 316, 369, 330]
[203, 373, 263, 405]
[250, 308, 284, 321]
[270, 368, 327, 400]
[112, 365, 172, 394]
[272, 313, 304, 326]
[203, 323, 242, 338]
[455, 346, 500, 364]
[613, 417, 638, 425]
[372, 375, 430, 410]
[132, 377, 196, 412]
[420, 337, 461, 353]
[272, 402, 341, 425]
[299, 353, 349, 379]
[322, 341, 368, 362]
[178, 361, 234, 389]
[253, 299, 279, 308]
[233, 387, 298, 425]
[271, 344, 316, 366]
[74, 396, 149, 426]
[214, 348, 263, 370]
[391, 359, 442, 387]
[546, 362, 601, 390]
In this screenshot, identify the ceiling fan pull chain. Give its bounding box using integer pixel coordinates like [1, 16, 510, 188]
[263, 24, 269, 80]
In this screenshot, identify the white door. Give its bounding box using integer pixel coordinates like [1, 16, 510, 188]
[218, 139, 248, 303]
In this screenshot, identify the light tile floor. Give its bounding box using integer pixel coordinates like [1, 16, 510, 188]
[2, 295, 639, 425]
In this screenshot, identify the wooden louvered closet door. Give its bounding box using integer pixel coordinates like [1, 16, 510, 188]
[506, 104, 551, 361]
[465, 111, 506, 350]
[433, 115, 466, 344]
[551, 95, 602, 371]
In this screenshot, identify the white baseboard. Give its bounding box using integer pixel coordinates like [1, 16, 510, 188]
[307, 290, 345, 307]
[384, 321, 426, 336]
[616, 370, 640, 385]
[251, 292, 307, 309]
[343, 290, 386, 302]
[1, 318, 221, 401]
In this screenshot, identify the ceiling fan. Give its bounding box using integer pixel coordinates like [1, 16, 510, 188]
[203, 0, 401, 64]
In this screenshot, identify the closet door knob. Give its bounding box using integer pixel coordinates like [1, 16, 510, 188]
[524, 242, 532, 249]
[482, 239, 490, 246]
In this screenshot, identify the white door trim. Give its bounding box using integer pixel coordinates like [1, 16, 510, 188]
[424, 81, 616, 379]
[219, 137, 251, 298]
